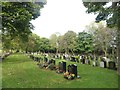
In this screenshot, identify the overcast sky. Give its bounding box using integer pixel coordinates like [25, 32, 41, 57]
[31, 0, 97, 38]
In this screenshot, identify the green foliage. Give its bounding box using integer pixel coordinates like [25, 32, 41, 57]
[83, 1, 120, 75]
[76, 31, 94, 54]
[1, 1, 46, 51]
[39, 38, 51, 53]
[63, 31, 77, 54]
[86, 22, 117, 57]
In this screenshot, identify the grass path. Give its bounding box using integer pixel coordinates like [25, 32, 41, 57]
[2, 53, 118, 88]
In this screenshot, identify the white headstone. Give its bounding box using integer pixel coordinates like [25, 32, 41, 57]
[85, 59, 89, 64]
[100, 62, 104, 68]
[93, 61, 96, 66]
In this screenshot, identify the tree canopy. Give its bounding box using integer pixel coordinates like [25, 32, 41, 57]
[1, 1, 46, 41]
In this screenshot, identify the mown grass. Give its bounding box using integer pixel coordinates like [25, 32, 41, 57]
[2, 53, 118, 88]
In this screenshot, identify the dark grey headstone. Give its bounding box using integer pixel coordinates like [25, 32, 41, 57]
[68, 64, 77, 77]
[44, 57, 48, 62]
[108, 61, 116, 70]
[71, 56, 76, 62]
[59, 61, 66, 72]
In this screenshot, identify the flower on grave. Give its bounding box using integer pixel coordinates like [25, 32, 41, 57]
[71, 74, 75, 77]
[64, 71, 69, 76]
[64, 72, 75, 80]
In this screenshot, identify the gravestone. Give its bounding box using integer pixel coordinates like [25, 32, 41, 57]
[108, 61, 116, 70]
[100, 61, 107, 68]
[81, 55, 85, 64]
[51, 59, 55, 65]
[71, 56, 76, 62]
[68, 64, 77, 77]
[36, 57, 40, 62]
[63, 55, 66, 60]
[85, 59, 90, 65]
[31, 56, 34, 60]
[92, 61, 97, 66]
[59, 61, 66, 72]
[44, 57, 48, 62]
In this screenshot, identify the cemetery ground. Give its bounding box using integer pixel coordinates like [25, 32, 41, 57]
[2, 53, 118, 88]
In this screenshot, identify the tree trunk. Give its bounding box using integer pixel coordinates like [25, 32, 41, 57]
[117, 26, 120, 76]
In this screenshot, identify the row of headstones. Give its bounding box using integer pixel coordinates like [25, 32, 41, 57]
[29, 54, 78, 80]
[0, 52, 12, 61]
[80, 56, 117, 70]
[52, 54, 117, 70]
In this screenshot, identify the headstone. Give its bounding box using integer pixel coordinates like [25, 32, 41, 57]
[81, 55, 85, 64]
[93, 61, 96, 66]
[51, 59, 55, 65]
[68, 64, 77, 77]
[71, 56, 76, 62]
[63, 55, 66, 60]
[85, 59, 90, 65]
[44, 57, 48, 62]
[108, 61, 116, 70]
[100, 61, 107, 68]
[59, 61, 66, 72]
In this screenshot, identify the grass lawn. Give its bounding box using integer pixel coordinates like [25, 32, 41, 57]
[2, 53, 118, 88]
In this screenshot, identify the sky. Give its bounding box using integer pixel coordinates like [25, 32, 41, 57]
[30, 0, 97, 38]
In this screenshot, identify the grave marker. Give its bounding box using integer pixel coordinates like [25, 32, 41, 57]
[59, 61, 66, 72]
[68, 64, 77, 77]
[108, 61, 116, 70]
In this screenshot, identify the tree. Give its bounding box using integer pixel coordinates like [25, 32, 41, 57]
[85, 22, 117, 58]
[1, 1, 46, 45]
[63, 31, 77, 54]
[57, 35, 65, 53]
[49, 34, 57, 53]
[83, 2, 120, 75]
[76, 31, 94, 55]
[39, 38, 51, 53]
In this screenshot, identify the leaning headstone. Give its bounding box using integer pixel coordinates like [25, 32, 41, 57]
[108, 61, 116, 70]
[68, 64, 77, 77]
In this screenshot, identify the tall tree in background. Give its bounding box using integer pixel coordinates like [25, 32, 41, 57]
[49, 34, 58, 53]
[1, 1, 46, 51]
[85, 22, 117, 58]
[63, 31, 77, 54]
[76, 31, 94, 55]
[83, 1, 120, 75]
